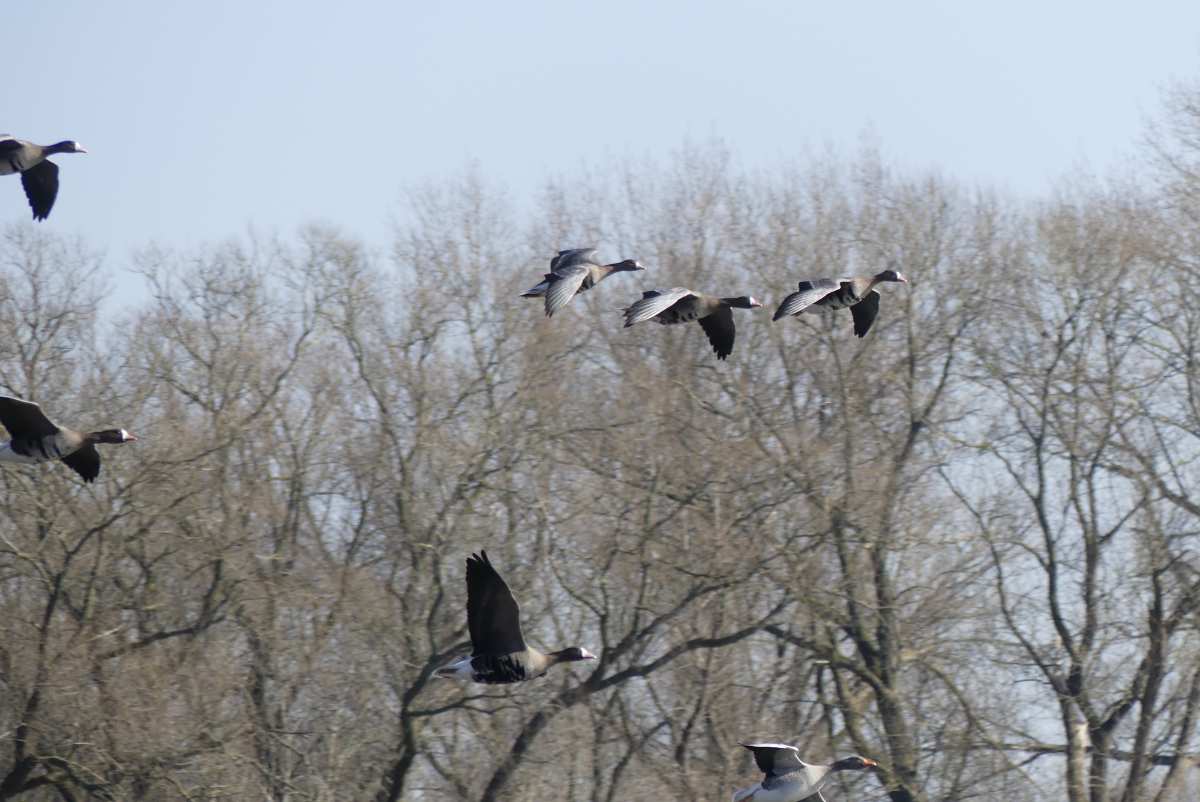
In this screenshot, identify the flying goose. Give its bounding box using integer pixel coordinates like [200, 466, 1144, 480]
[521, 247, 645, 317]
[436, 550, 596, 684]
[733, 744, 878, 802]
[0, 136, 88, 221]
[772, 268, 908, 337]
[622, 288, 763, 360]
[0, 396, 136, 483]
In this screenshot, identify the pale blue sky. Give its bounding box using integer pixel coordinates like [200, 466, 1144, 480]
[6, 0, 1200, 267]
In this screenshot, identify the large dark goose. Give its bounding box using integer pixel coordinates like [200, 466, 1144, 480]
[436, 550, 596, 684]
[0, 135, 88, 220]
[772, 268, 907, 337]
[521, 247, 645, 317]
[622, 287, 762, 360]
[733, 744, 878, 802]
[0, 396, 136, 483]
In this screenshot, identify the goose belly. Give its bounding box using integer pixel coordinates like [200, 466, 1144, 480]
[0, 149, 39, 176]
[470, 653, 533, 683]
[733, 780, 811, 802]
[656, 307, 704, 325]
[819, 287, 862, 310]
[0, 442, 53, 465]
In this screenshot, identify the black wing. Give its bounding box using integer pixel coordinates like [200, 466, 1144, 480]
[61, 444, 100, 483]
[850, 290, 881, 337]
[698, 306, 735, 360]
[0, 396, 60, 439]
[466, 551, 527, 656]
[20, 160, 59, 221]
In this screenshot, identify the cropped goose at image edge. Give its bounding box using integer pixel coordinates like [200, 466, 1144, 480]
[0, 135, 87, 221]
[0, 396, 136, 483]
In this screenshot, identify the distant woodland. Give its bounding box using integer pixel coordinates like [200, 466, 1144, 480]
[2, 82, 1200, 802]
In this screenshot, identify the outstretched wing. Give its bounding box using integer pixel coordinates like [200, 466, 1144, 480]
[698, 305, 736, 360]
[850, 290, 881, 337]
[543, 264, 590, 317]
[550, 248, 598, 270]
[739, 743, 806, 777]
[466, 551, 527, 656]
[0, 396, 60, 440]
[772, 278, 839, 321]
[20, 160, 60, 221]
[61, 444, 100, 483]
[622, 287, 696, 327]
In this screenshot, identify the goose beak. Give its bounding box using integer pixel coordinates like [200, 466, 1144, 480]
[751, 298, 764, 309]
[863, 758, 879, 769]
[581, 648, 597, 660]
[123, 431, 139, 442]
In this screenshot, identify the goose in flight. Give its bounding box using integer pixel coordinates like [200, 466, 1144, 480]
[436, 550, 596, 683]
[0, 396, 136, 483]
[622, 288, 762, 360]
[733, 744, 878, 802]
[0, 135, 88, 220]
[521, 247, 645, 317]
[772, 268, 907, 337]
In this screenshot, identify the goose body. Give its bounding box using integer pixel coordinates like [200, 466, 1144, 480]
[521, 248, 645, 317]
[0, 396, 136, 482]
[733, 744, 878, 802]
[623, 287, 763, 360]
[436, 550, 596, 684]
[772, 268, 907, 337]
[0, 136, 87, 220]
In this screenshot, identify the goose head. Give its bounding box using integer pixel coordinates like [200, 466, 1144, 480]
[875, 268, 907, 284]
[830, 755, 879, 771]
[552, 646, 597, 663]
[48, 140, 88, 155]
[614, 259, 645, 272]
[90, 428, 137, 444]
[723, 296, 764, 310]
